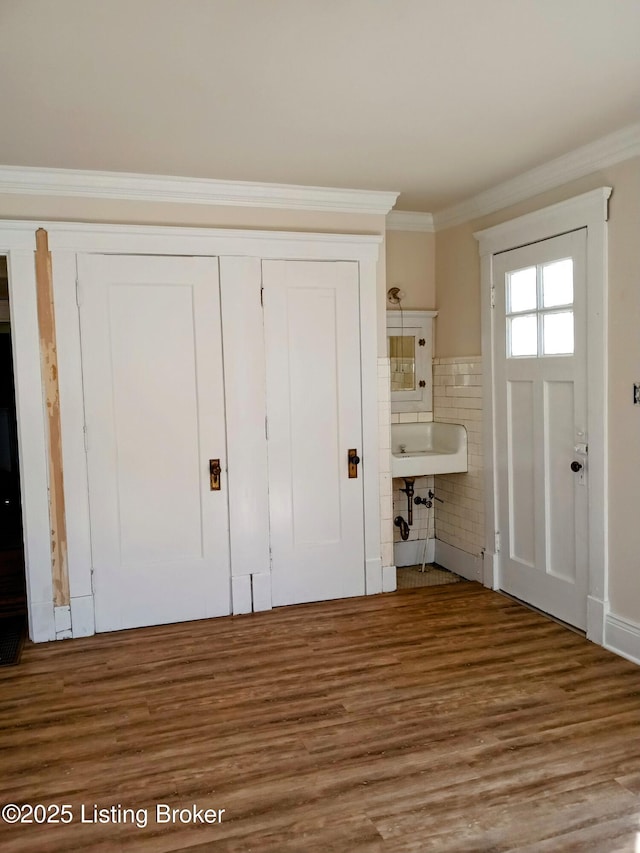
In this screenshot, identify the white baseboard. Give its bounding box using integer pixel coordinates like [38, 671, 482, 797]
[587, 595, 606, 645]
[434, 540, 482, 582]
[365, 557, 383, 594]
[482, 551, 498, 588]
[605, 612, 640, 666]
[54, 604, 72, 639]
[252, 572, 272, 611]
[394, 538, 435, 567]
[232, 575, 252, 615]
[382, 565, 397, 592]
[29, 601, 56, 643]
[70, 595, 95, 638]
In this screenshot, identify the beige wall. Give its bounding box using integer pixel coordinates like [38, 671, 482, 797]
[385, 230, 436, 310]
[434, 156, 640, 625]
[434, 222, 480, 357]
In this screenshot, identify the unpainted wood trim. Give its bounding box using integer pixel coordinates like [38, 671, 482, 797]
[35, 228, 69, 607]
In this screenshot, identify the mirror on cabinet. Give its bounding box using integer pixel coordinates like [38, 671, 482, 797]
[386, 310, 437, 413]
[389, 335, 416, 392]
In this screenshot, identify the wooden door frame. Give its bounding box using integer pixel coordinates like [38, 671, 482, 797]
[475, 187, 611, 644]
[0, 221, 382, 641]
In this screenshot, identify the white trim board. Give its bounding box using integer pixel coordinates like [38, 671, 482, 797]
[473, 189, 611, 257]
[0, 226, 55, 642]
[475, 187, 610, 646]
[394, 538, 435, 567]
[434, 540, 482, 583]
[605, 613, 640, 667]
[0, 165, 399, 216]
[21, 220, 382, 261]
[434, 121, 640, 230]
[386, 211, 435, 232]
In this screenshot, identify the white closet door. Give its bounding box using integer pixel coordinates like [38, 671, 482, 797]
[77, 255, 230, 632]
[262, 260, 365, 606]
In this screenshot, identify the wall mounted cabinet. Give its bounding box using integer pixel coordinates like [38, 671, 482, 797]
[387, 309, 437, 413]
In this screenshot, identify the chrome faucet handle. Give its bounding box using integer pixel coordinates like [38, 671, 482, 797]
[399, 443, 407, 454]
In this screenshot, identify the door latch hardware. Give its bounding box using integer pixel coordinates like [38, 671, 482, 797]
[419, 380, 426, 388]
[209, 459, 222, 491]
[348, 449, 360, 479]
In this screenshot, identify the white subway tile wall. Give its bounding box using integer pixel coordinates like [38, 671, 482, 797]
[390, 412, 434, 424]
[378, 358, 394, 568]
[433, 357, 485, 557]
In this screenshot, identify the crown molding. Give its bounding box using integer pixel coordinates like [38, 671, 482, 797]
[386, 210, 435, 232]
[0, 165, 399, 216]
[434, 121, 640, 231]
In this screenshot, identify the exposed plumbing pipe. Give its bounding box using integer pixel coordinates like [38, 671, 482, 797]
[394, 516, 410, 541]
[400, 478, 415, 526]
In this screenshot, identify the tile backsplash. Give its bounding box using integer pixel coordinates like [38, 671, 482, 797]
[433, 357, 485, 558]
[390, 411, 433, 424]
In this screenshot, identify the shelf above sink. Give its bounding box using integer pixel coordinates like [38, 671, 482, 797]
[391, 422, 468, 477]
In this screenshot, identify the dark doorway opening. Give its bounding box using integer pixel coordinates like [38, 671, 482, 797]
[0, 257, 26, 622]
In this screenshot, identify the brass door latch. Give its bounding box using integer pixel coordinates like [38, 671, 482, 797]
[348, 449, 360, 479]
[209, 459, 222, 491]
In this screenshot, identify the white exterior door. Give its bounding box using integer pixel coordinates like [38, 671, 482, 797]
[493, 230, 588, 629]
[77, 254, 231, 632]
[262, 260, 365, 606]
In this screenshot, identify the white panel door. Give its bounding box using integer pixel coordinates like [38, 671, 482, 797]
[77, 254, 230, 632]
[262, 260, 365, 606]
[493, 230, 588, 629]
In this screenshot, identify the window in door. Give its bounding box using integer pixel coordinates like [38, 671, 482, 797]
[506, 258, 574, 358]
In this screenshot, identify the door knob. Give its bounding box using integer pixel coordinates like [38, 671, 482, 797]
[348, 449, 360, 478]
[570, 461, 583, 473]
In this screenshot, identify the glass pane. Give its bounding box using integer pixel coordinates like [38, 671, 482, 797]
[509, 314, 537, 357]
[508, 267, 537, 313]
[543, 311, 574, 355]
[389, 335, 415, 391]
[542, 258, 573, 307]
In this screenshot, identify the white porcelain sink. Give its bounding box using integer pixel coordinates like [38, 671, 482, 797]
[391, 422, 468, 477]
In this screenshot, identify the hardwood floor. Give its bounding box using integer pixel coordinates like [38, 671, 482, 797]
[1, 583, 640, 852]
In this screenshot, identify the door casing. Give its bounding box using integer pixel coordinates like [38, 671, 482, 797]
[476, 187, 611, 644]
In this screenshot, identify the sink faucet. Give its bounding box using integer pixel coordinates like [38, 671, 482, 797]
[399, 444, 407, 454]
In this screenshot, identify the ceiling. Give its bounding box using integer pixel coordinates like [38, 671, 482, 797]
[1, 0, 639, 212]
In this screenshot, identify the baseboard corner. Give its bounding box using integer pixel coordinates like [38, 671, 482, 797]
[604, 611, 640, 666]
